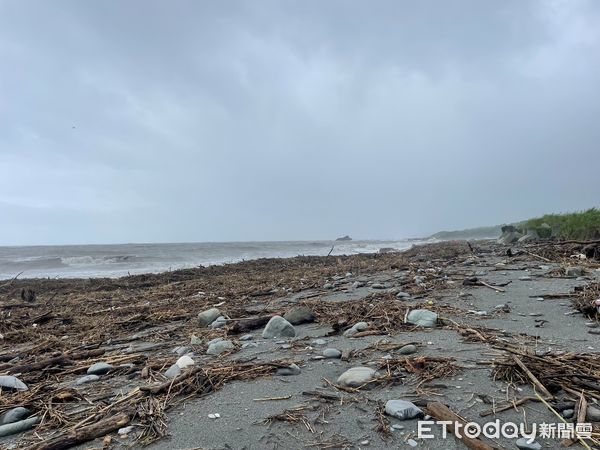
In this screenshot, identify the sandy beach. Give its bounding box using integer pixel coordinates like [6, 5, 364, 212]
[1, 240, 600, 449]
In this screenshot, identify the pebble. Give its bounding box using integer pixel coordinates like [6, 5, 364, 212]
[407, 438, 418, 447]
[324, 283, 334, 289]
[118, 425, 134, 435]
[384, 400, 423, 420]
[322, 348, 342, 359]
[197, 308, 221, 327]
[562, 409, 574, 419]
[175, 355, 195, 369]
[240, 334, 254, 341]
[190, 335, 202, 345]
[312, 339, 327, 346]
[0, 376, 28, 392]
[371, 283, 386, 289]
[391, 424, 404, 430]
[86, 362, 113, 375]
[398, 344, 418, 355]
[396, 292, 411, 299]
[210, 316, 228, 329]
[241, 342, 258, 349]
[172, 346, 191, 356]
[207, 337, 223, 346]
[353, 281, 366, 289]
[343, 321, 369, 337]
[565, 266, 584, 277]
[164, 364, 181, 378]
[262, 316, 296, 339]
[519, 276, 532, 281]
[207, 340, 234, 355]
[208, 413, 221, 419]
[0, 407, 31, 425]
[406, 310, 438, 328]
[587, 405, 600, 422]
[276, 364, 301, 376]
[281, 344, 292, 349]
[283, 306, 315, 325]
[515, 438, 541, 450]
[360, 440, 369, 445]
[75, 374, 100, 385]
[337, 367, 377, 388]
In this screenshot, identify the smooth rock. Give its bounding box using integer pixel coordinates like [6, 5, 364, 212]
[207, 340, 234, 355]
[515, 438, 541, 450]
[312, 339, 327, 346]
[207, 337, 223, 346]
[75, 374, 100, 385]
[398, 344, 418, 355]
[210, 316, 228, 329]
[396, 292, 411, 299]
[371, 283, 386, 289]
[190, 335, 202, 345]
[241, 342, 258, 349]
[566, 266, 584, 277]
[175, 355, 195, 369]
[172, 346, 191, 356]
[164, 364, 182, 378]
[407, 438, 418, 447]
[118, 425, 134, 435]
[0, 376, 28, 392]
[283, 306, 315, 325]
[323, 283, 334, 289]
[276, 364, 301, 376]
[322, 348, 342, 359]
[343, 321, 369, 337]
[562, 409, 574, 419]
[384, 400, 423, 420]
[337, 367, 377, 388]
[586, 405, 600, 422]
[406, 310, 438, 328]
[87, 362, 113, 375]
[262, 316, 296, 339]
[353, 281, 366, 289]
[197, 308, 221, 327]
[0, 407, 31, 425]
[240, 334, 254, 341]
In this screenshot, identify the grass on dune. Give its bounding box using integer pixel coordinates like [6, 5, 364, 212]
[522, 208, 600, 240]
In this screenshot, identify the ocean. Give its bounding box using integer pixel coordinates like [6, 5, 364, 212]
[0, 239, 431, 280]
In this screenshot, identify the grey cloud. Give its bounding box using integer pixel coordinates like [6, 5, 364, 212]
[1, 0, 599, 244]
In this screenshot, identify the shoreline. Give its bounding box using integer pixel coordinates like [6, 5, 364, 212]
[1, 240, 599, 449]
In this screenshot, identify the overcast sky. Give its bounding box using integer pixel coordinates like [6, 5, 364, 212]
[1, 1, 599, 245]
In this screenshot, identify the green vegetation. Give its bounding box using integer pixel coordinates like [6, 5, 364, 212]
[430, 225, 502, 240]
[521, 208, 600, 240]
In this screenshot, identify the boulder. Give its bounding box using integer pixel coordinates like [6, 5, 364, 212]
[406, 309, 438, 328]
[262, 316, 296, 339]
[283, 306, 315, 325]
[384, 400, 423, 420]
[197, 308, 221, 327]
[207, 340, 234, 355]
[337, 367, 377, 388]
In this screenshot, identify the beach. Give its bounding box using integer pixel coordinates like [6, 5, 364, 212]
[1, 240, 599, 449]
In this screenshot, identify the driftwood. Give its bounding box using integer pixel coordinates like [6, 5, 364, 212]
[33, 412, 130, 450]
[7, 355, 74, 375]
[227, 316, 271, 334]
[426, 402, 502, 450]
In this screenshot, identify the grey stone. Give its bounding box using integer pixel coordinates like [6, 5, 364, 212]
[210, 316, 228, 329]
[164, 364, 181, 378]
[207, 340, 234, 355]
[207, 337, 223, 346]
[322, 348, 342, 359]
[562, 409, 574, 419]
[75, 374, 100, 385]
[406, 310, 438, 328]
[337, 367, 377, 388]
[240, 334, 253, 341]
[262, 316, 296, 339]
[87, 362, 113, 375]
[0, 407, 31, 425]
[586, 405, 600, 422]
[371, 283, 386, 289]
[126, 342, 160, 353]
[283, 306, 315, 325]
[515, 438, 541, 450]
[353, 281, 366, 289]
[566, 266, 584, 277]
[311, 339, 327, 346]
[398, 344, 418, 355]
[407, 439, 418, 447]
[190, 335, 202, 345]
[197, 308, 221, 327]
[396, 292, 411, 299]
[323, 283, 334, 289]
[118, 425, 134, 435]
[175, 355, 195, 369]
[172, 346, 191, 356]
[343, 321, 369, 337]
[241, 342, 258, 349]
[0, 376, 28, 391]
[384, 400, 423, 420]
[276, 364, 301, 376]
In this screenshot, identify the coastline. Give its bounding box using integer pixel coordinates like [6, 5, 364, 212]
[1, 240, 599, 449]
